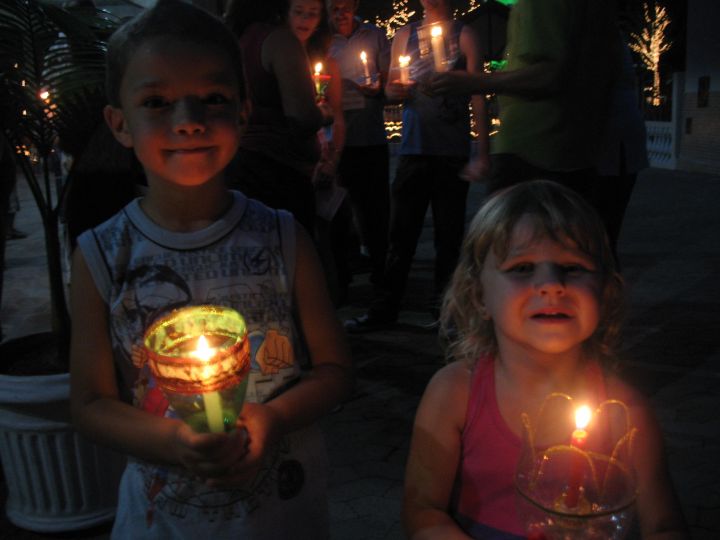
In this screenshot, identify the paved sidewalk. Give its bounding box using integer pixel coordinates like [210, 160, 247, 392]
[2, 167, 719, 539]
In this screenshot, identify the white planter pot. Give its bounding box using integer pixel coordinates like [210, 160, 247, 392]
[0, 371, 126, 533]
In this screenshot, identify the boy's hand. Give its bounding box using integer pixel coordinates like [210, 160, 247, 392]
[206, 402, 284, 488]
[172, 422, 249, 481]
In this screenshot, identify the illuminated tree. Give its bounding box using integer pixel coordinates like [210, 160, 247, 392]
[629, 1, 672, 106]
[374, 0, 416, 39]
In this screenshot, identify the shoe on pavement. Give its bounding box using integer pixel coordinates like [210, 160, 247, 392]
[344, 313, 396, 334]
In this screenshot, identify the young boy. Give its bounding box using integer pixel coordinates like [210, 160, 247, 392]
[69, 1, 353, 538]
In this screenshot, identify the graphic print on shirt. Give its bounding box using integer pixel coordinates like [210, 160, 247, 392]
[102, 243, 302, 526]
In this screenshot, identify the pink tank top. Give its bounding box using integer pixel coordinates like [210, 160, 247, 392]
[451, 356, 607, 539]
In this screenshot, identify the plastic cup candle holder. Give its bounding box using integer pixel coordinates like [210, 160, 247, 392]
[313, 62, 331, 102]
[143, 305, 251, 434]
[515, 394, 638, 540]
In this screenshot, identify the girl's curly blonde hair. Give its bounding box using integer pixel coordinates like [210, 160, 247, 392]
[440, 180, 624, 367]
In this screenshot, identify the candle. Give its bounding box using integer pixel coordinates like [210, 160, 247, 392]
[192, 335, 225, 433]
[564, 405, 592, 508]
[314, 61, 323, 95]
[360, 50, 371, 85]
[398, 55, 411, 84]
[430, 24, 445, 72]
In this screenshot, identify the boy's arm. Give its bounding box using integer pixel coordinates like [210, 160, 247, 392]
[69, 249, 245, 478]
[384, 26, 414, 103]
[263, 223, 354, 429]
[403, 362, 472, 540]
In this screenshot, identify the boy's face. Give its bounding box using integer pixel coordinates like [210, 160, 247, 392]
[105, 37, 244, 188]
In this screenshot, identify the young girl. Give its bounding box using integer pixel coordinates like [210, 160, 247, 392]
[402, 180, 688, 539]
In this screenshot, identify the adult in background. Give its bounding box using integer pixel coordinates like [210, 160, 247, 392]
[594, 29, 648, 260]
[285, 0, 349, 305]
[224, 0, 334, 233]
[326, 0, 390, 292]
[428, 0, 619, 201]
[346, 0, 490, 332]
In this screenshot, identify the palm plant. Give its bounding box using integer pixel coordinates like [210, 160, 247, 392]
[0, 0, 121, 363]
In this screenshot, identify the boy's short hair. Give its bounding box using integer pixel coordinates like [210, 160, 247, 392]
[106, 0, 245, 107]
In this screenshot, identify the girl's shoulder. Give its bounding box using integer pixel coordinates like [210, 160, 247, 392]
[423, 360, 474, 408]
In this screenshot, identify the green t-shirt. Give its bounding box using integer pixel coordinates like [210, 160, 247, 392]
[493, 0, 615, 171]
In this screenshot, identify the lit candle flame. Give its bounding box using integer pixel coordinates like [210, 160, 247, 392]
[360, 51, 367, 63]
[399, 55, 410, 68]
[314, 62, 323, 76]
[575, 405, 592, 430]
[193, 335, 215, 362]
[39, 90, 49, 101]
[431, 25, 442, 38]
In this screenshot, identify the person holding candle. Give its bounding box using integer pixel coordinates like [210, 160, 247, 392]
[402, 180, 688, 539]
[282, 0, 352, 306]
[345, 0, 490, 332]
[224, 0, 334, 234]
[426, 0, 620, 203]
[326, 0, 391, 300]
[69, 2, 353, 538]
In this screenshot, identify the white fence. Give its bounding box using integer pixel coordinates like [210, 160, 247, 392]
[646, 121, 677, 169]
[645, 72, 684, 170]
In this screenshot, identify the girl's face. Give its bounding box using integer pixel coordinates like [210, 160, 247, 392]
[287, 0, 323, 44]
[480, 215, 603, 360]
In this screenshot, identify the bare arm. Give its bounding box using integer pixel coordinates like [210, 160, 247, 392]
[69, 250, 244, 478]
[459, 25, 489, 182]
[632, 404, 689, 539]
[263, 222, 354, 428]
[403, 362, 472, 540]
[607, 379, 689, 540]
[326, 58, 345, 158]
[384, 26, 415, 104]
[263, 26, 328, 131]
[212, 223, 354, 487]
[427, 59, 563, 99]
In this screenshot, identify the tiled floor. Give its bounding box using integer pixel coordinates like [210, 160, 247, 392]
[2, 167, 720, 539]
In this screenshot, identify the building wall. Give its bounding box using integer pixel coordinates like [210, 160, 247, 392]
[677, 0, 720, 173]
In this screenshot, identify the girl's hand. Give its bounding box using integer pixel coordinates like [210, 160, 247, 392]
[206, 402, 284, 488]
[172, 422, 249, 481]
